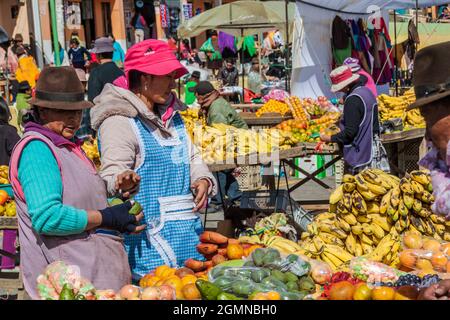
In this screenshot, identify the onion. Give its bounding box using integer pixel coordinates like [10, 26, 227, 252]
[119, 285, 140, 300]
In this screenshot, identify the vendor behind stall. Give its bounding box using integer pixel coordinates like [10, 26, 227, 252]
[184, 71, 200, 106]
[409, 41, 450, 219]
[248, 58, 265, 96]
[190, 81, 247, 210]
[320, 65, 389, 174]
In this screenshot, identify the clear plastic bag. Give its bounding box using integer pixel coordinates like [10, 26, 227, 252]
[246, 248, 311, 277]
[349, 257, 406, 285]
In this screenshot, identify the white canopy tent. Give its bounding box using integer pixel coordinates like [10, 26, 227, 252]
[291, 0, 450, 98]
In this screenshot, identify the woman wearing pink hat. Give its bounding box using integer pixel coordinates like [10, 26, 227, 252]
[320, 65, 389, 175]
[90, 40, 217, 279]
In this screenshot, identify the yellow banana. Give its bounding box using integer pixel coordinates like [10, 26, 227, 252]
[342, 193, 353, 211]
[359, 189, 378, 201]
[336, 218, 351, 232]
[341, 213, 357, 226]
[371, 224, 385, 239]
[403, 193, 414, 209]
[390, 186, 401, 208]
[411, 180, 425, 194]
[365, 181, 388, 196]
[343, 182, 356, 193]
[355, 241, 363, 257]
[352, 191, 367, 214]
[361, 243, 373, 255]
[362, 223, 373, 236]
[315, 212, 337, 222]
[342, 174, 355, 183]
[345, 233, 356, 255]
[355, 174, 369, 192]
[356, 215, 372, 223]
[366, 202, 380, 214]
[321, 252, 343, 269]
[399, 178, 414, 195]
[359, 233, 374, 246]
[419, 191, 434, 204]
[323, 244, 354, 262]
[412, 198, 423, 213]
[371, 215, 392, 232]
[330, 185, 344, 204]
[410, 170, 429, 186]
[361, 170, 383, 186]
[380, 190, 392, 215]
[398, 200, 409, 217]
[319, 224, 347, 240]
[351, 224, 364, 235]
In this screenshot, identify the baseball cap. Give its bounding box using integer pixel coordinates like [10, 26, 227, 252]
[124, 39, 188, 79]
[188, 81, 215, 95]
[191, 71, 201, 79]
[91, 37, 114, 54]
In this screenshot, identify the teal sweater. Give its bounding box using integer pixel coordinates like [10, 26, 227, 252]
[18, 140, 88, 235]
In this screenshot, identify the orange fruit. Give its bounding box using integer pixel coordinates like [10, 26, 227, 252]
[403, 232, 423, 249]
[441, 243, 450, 255]
[181, 275, 198, 286]
[431, 252, 448, 271]
[446, 261, 450, 273]
[353, 283, 372, 300]
[329, 281, 354, 300]
[182, 283, 201, 300]
[155, 265, 170, 278]
[163, 276, 183, 292]
[423, 239, 441, 253]
[251, 293, 269, 300]
[416, 258, 433, 271]
[372, 287, 396, 300]
[0, 190, 9, 205]
[399, 249, 417, 268]
[266, 291, 281, 300]
[139, 275, 161, 288]
[227, 244, 244, 260]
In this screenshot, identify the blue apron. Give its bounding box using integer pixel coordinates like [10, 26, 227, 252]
[125, 113, 204, 279]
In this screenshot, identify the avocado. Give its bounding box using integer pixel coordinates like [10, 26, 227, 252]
[262, 249, 281, 266]
[286, 281, 299, 292]
[59, 284, 75, 300]
[284, 271, 299, 283]
[196, 279, 223, 300]
[231, 280, 254, 297]
[251, 269, 267, 283]
[261, 277, 288, 291]
[217, 292, 243, 300]
[270, 270, 286, 283]
[128, 200, 143, 215]
[213, 276, 235, 289]
[252, 248, 266, 266]
[298, 276, 316, 293]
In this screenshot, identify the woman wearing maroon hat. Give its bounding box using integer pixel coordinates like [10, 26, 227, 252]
[91, 39, 217, 279]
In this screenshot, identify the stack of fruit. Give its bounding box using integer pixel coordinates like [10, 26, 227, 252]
[255, 99, 290, 117]
[191, 123, 296, 164]
[286, 96, 309, 121]
[399, 232, 450, 276]
[299, 168, 449, 270]
[378, 88, 425, 129]
[0, 190, 16, 217]
[0, 165, 9, 184]
[183, 231, 262, 277]
[179, 108, 206, 140]
[275, 112, 341, 143]
[302, 97, 333, 118]
[81, 139, 101, 168]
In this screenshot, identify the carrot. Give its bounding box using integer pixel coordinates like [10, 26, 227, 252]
[204, 261, 213, 269]
[196, 243, 218, 255]
[212, 254, 227, 266]
[194, 270, 208, 277]
[184, 259, 207, 272]
[217, 248, 228, 256]
[199, 231, 228, 244]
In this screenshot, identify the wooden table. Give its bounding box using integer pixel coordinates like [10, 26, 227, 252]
[239, 112, 293, 127]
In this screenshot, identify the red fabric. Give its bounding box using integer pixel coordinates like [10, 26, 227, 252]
[331, 68, 354, 85]
[243, 88, 259, 103]
[124, 39, 188, 80]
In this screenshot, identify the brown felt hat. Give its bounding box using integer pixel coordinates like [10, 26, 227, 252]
[29, 66, 93, 110]
[408, 41, 450, 110]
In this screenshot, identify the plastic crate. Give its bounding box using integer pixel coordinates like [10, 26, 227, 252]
[334, 158, 344, 188]
[235, 165, 262, 191]
[240, 190, 314, 232]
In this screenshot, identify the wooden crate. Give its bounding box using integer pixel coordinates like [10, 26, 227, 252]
[235, 165, 262, 191]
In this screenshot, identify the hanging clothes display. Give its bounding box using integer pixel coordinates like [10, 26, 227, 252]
[237, 36, 257, 64]
[368, 17, 394, 85]
[218, 32, 237, 60]
[331, 16, 352, 66]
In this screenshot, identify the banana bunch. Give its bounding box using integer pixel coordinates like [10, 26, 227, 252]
[238, 234, 302, 255]
[378, 88, 425, 129]
[81, 140, 101, 168]
[0, 165, 9, 184]
[180, 108, 206, 140]
[0, 200, 16, 217]
[404, 108, 425, 129]
[190, 123, 295, 164]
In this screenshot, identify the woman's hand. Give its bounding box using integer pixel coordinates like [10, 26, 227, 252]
[320, 133, 331, 143]
[418, 280, 450, 300]
[191, 179, 210, 212]
[115, 170, 141, 198]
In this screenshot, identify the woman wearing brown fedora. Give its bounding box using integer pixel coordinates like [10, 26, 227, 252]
[8, 67, 145, 299]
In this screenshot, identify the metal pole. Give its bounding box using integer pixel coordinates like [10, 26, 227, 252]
[285, 0, 290, 93]
[31, 0, 44, 69]
[241, 28, 245, 104]
[49, 0, 60, 66]
[394, 10, 399, 97]
[415, 0, 419, 53]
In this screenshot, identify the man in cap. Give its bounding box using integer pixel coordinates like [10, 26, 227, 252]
[320, 65, 389, 174]
[410, 41, 450, 221]
[87, 37, 124, 102]
[190, 81, 247, 210]
[0, 26, 18, 75]
[184, 71, 201, 105]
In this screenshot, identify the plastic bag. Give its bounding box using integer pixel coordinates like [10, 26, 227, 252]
[402, 232, 450, 253]
[246, 248, 311, 277]
[349, 257, 406, 285]
[399, 248, 449, 274]
[36, 261, 96, 300]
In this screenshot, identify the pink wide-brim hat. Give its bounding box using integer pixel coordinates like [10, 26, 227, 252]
[124, 39, 188, 81]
